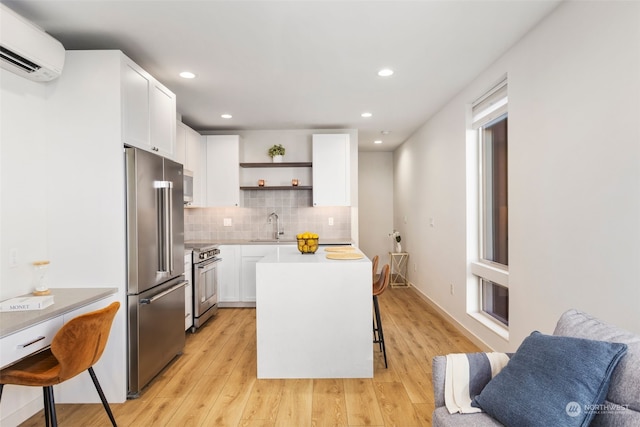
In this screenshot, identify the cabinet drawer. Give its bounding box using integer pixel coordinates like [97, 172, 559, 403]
[0, 317, 64, 369]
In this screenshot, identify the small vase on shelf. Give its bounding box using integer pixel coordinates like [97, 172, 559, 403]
[272, 155, 283, 163]
[395, 242, 402, 253]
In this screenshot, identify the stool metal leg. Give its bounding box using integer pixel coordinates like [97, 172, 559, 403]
[88, 366, 118, 426]
[45, 385, 58, 427]
[373, 295, 388, 368]
[42, 387, 50, 427]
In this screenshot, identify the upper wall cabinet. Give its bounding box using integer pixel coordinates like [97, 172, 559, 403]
[206, 135, 240, 207]
[121, 56, 176, 159]
[177, 122, 206, 206]
[312, 134, 350, 206]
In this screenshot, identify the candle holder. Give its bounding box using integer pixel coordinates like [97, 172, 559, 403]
[32, 260, 51, 295]
[291, 179, 299, 186]
[258, 179, 265, 187]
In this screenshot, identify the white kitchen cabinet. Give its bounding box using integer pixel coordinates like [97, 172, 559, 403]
[240, 245, 295, 304]
[186, 127, 205, 206]
[122, 60, 150, 148]
[121, 55, 176, 158]
[312, 134, 350, 206]
[206, 135, 240, 207]
[218, 245, 294, 307]
[218, 245, 241, 306]
[149, 82, 176, 158]
[175, 122, 187, 165]
[177, 122, 205, 206]
[240, 255, 261, 303]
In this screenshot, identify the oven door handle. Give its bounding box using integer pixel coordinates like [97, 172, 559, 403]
[140, 281, 187, 305]
[197, 257, 222, 269]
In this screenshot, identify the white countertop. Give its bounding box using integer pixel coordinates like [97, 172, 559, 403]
[186, 238, 354, 246]
[259, 245, 368, 264]
[0, 287, 118, 338]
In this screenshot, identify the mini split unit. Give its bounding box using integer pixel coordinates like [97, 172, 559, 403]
[0, 4, 65, 82]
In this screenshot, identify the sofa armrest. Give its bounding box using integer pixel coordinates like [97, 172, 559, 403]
[432, 355, 447, 407]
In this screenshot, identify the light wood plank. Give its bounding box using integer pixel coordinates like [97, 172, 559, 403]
[275, 379, 313, 427]
[201, 369, 257, 427]
[373, 382, 422, 427]
[165, 374, 228, 426]
[311, 378, 348, 427]
[241, 379, 285, 422]
[343, 378, 385, 426]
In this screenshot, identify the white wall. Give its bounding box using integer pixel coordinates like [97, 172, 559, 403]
[0, 70, 50, 300]
[394, 1, 640, 352]
[358, 152, 394, 261]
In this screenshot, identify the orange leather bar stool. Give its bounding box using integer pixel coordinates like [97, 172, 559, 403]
[371, 254, 379, 282]
[0, 301, 120, 427]
[373, 264, 390, 368]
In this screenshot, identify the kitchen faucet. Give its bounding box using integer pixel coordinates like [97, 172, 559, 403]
[268, 212, 284, 240]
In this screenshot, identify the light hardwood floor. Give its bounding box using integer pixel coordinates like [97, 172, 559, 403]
[20, 287, 479, 426]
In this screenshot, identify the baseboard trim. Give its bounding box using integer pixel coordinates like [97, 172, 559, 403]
[0, 394, 42, 426]
[407, 282, 492, 352]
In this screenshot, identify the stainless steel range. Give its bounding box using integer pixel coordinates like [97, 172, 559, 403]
[185, 243, 221, 331]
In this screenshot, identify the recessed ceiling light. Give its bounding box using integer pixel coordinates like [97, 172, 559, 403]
[361, 112, 373, 118]
[374, 140, 383, 144]
[221, 114, 232, 119]
[377, 68, 394, 77]
[179, 71, 196, 79]
[381, 130, 391, 135]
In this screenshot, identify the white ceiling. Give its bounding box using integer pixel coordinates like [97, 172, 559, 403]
[4, 0, 561, 151]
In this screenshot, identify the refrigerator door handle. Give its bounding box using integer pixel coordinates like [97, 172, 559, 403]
[140, 281, 187, 305]
[154, 180, 173, 273]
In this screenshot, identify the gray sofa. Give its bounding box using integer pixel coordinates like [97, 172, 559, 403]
[432, 309, 640, 426]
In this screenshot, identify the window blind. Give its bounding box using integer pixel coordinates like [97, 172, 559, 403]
[472, 79, 508, 129]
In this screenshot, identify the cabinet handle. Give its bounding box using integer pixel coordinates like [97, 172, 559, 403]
[20, 336, 46, 348]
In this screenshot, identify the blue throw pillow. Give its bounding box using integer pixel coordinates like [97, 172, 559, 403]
[471, 331, 627, 427]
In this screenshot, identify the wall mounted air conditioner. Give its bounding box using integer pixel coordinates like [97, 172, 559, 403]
[0, 4, 65, 82]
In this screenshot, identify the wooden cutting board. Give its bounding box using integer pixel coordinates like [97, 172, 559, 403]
[324, 246, 355, 252]
[326, 252, 364, 260]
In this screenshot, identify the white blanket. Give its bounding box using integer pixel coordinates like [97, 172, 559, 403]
[444, 352, 511, 414]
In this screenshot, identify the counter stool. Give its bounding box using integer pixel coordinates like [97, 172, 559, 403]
[372, 254, 379, 282]
[373, 264, 390, 368]
[0, 301, 120, 427]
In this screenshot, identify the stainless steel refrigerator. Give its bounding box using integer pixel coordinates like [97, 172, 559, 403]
[125, 147, 186, 398]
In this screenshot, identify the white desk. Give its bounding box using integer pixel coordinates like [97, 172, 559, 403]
[256, 246, 372, 378]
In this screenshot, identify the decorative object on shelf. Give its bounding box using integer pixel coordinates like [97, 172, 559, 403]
[32, 260, 51, 295]
[389, 230, 402, 253]
[292, 179, 299, 186]
[268, 144, 285, 163]
[258, 179, 265, 187]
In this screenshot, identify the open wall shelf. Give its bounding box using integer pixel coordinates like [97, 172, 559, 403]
[240, 186, 312, 191]
[240, 162, 312, 168]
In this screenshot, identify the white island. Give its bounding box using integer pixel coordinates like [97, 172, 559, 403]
[256, 246, 372, 378]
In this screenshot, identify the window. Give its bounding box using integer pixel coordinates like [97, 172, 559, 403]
[471, 78, 509, 327]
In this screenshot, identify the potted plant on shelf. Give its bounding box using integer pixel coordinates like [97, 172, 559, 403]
[268, 144, 285, 163]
